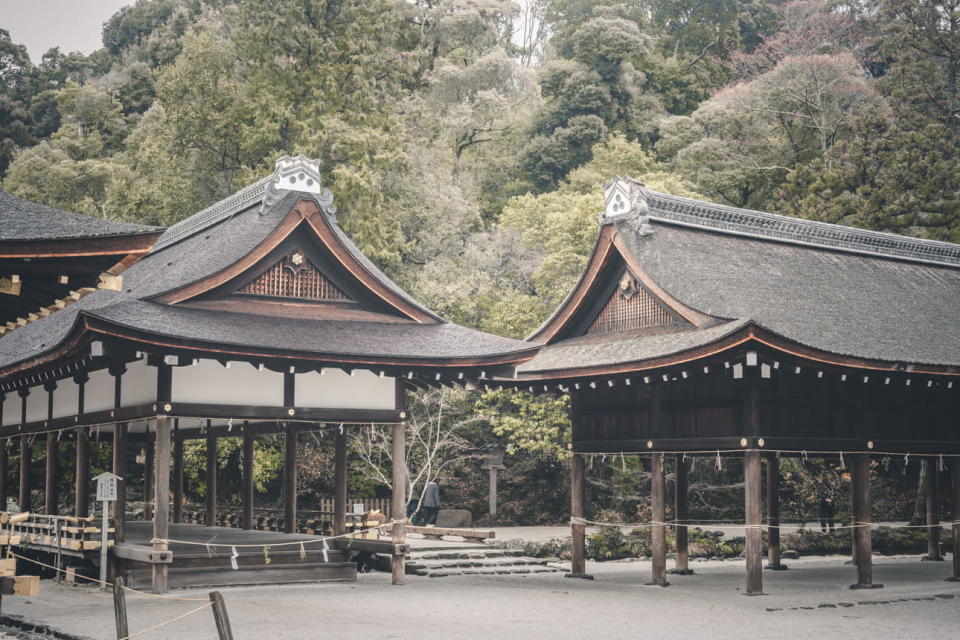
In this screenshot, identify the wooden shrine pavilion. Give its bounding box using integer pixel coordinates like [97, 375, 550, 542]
[0, 156, 536, 592]
[508, 177, 960, 594]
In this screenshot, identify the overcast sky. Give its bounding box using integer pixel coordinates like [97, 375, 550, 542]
[2, 0, 133, 62]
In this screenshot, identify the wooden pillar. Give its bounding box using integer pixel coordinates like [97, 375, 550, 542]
[949, 460, 960, 582]
[75, 430, 90, 518]
[143, 440, 154, 521]
[0, 440, 7, 513]
[44, 382, 58, 515]
[18, 389, 30, 512]
[851, 453, 881, 589]
[488, 466, 499, 526]
[670, 454, 692, 575]
[650, 452, 668, 586]
[334, 424, 347, 536]
[241, 426, 254, 531]
[766, 453, 785, 570]
[570, 452, 586, 576]
[18, 434, 30, 513]
[205, 429, 217, 527]
[744, 450, 763, 594]
[390, 420, 407, 585]
[172, 426, 184, 524]
[924, 460, 943, 561]
[111, 363, 128, 545]
[151, 417, 171, 594]
[283, 427, 297, 534]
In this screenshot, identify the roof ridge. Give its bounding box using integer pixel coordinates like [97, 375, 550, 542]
[152, 175, 272, 252]
[645, 190, 960, 268]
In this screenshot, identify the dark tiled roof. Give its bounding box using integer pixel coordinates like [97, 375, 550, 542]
[517, 320, 750, 374]
[0, 190, 158, 241]
[620, 215, 960, 367]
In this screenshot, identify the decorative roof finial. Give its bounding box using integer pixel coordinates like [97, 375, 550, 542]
[601, 176, 652, 235]
[260, 155, 335, 216]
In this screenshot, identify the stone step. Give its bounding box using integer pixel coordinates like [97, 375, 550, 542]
[410, 564, 566, 578]
[408, 557, 558, 570]
[409, 549, 526, 561]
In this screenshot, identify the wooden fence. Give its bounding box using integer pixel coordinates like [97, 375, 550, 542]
[179, 498, 392, 535]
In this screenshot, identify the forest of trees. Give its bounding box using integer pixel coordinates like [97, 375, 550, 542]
[1, 0, 956, 524]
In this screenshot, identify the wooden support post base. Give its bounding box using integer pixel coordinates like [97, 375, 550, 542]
[921, 555, 944, 561]
[944, 576, 960, 582]
[849, 583, 884, 590]
[645, 580, 670, 587]
[667, 568, 694, 575]
[741, 591, 767, 597]
[564, 573, 594, 580]
[764, 564, 788, 571]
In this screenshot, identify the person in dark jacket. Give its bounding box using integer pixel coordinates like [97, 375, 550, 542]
[422, 481, 441, 526]
[818, 492, 835, 532]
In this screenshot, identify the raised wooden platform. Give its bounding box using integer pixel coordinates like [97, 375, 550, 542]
[121, 522, 357, 589]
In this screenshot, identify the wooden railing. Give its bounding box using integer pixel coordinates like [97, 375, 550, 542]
[178, 498, 392, 535]
[1, 512, 114, 555]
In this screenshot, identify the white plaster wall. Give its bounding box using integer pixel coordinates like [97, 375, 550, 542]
[121, 360, 157, 407]
[296, 369, 396, 410]
[84, 369, 115, 413]
[1, 394, 20, 426]
[172, 359, 283, 407]
[51, 377, 79, 419]
[25, 384, 47, 422]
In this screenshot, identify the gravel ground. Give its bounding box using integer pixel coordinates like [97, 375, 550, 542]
[1, 554, 957, 639]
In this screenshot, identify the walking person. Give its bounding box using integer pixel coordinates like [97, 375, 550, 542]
[818, 491, 835, 533]
[422, 480, 441, 527]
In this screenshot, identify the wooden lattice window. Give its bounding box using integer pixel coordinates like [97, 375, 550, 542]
[587, 273, 679, 335]
[240, 250, 351, 302]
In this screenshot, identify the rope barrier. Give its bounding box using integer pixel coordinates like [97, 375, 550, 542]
[152, 519, 406, 549]
[7, 552, 207, 602]
[119, 601, 214, 640]
[575, 448, 960, 458]
[569, 517, 960, 532]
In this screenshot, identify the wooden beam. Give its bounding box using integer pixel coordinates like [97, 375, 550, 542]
[950, 460, 960, 581]
[766, 453, 786, 570]
[390, 420, 406, 585]
[670, 454, 691, 575]
[205, 428, 216, 527]
[75, 430, 90, 518]
[650, 452, 667, 587]
[143, 441, 154, 521]
[242, 427, 253, 530]
[744, 450, 763, 595]
[925, 460, 943, 561]
[151, 416, 171, 594]
[0, 441, 7, 515]
[283, 429, 297, 534]
[19, 434, 30, 513]
[334, 425, 346, 536]
[172, 431, 184, 524]
[851, 453, 881, 589]
[570, 453, 586, 576]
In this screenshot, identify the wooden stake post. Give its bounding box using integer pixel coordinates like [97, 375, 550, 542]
[94, 472, 120, 590]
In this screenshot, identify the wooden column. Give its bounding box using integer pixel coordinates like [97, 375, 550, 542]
[111, 363, 128, 546]
[241, 426, 254, 531]
[334, 425, 347, 536]
[44, 382, 58, 514]
[18, 434, 30, 512]
[143, 440, 154, 521]
[75, 431, 90, 518]
[172, 426, 184, 524]
[744, 450, 763, 595]
[0, 440, 7, 513]
[851, 453, 881, 589]
[766, 453, 785, 570]
[283, 427, 297, 534]
[152, 416, 171, 594]
[924, 460, 943, 561]
[570, 452, 586, 576]
[670, 454, 692, 575]
[205, 428, 217, 527]
[650, 452, 668, 586]
[949, 460, 960, 582]
[18, 389, 30, 512]
[390, 420, 407, 585]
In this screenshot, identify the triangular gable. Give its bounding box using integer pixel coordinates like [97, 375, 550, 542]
[238, 248, 351, 302]
[587, 271, 684, 335]
[529, 224, 718, 344]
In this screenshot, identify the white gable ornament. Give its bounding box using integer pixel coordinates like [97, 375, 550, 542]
[260, 155, 336, 216]
[601, 176, 652, 235]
